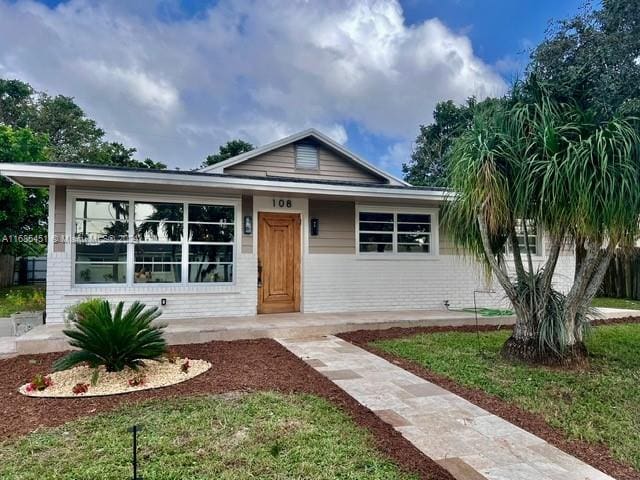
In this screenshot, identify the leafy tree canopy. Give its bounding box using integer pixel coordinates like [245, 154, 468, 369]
[528, 0, 640, 120]
[201, 139, 254, 168]
[0, 78, 166, 169]
[402, 98, 478, 187]
[0, 125, 49, 255]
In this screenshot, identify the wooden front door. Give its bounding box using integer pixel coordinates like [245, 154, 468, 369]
[257, 212, 301, 314]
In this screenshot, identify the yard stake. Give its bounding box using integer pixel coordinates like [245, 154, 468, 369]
[129, 425, 142, 480]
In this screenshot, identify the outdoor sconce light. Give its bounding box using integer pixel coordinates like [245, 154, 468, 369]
[244, 216, 253, 235]
[310, 218, 319, 236]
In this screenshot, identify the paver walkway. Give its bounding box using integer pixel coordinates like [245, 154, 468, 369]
[278, 335, 614, 480]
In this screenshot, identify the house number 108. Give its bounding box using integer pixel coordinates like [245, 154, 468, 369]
[272, 199, 292, 208]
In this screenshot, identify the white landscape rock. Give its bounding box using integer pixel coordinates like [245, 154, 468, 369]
[19, 357, 211, 398]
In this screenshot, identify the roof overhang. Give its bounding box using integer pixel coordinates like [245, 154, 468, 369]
[0, 163, 448, 202]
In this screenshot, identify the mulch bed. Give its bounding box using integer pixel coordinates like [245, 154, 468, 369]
[0, 339, 453, 480]
[339, 317, 640, 480]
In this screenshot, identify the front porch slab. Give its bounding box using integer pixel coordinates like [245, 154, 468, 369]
[14, 309, 514, 355]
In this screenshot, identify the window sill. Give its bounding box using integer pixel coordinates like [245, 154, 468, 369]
[69, 283, 239, 296]
[355, 254, 441, 261]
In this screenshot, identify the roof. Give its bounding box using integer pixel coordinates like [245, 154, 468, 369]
[199, 128, 410, 186]
[0, 162, 448, 202]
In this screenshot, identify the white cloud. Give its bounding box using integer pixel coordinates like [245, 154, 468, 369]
[380, 140, 413, 173]
[0, 0, 507, 169]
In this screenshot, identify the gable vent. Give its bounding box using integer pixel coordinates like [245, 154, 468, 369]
[295, 144, 319, 169]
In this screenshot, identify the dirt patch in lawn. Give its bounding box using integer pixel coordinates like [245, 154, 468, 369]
[0, 339, 453, 480]
[340, 319, 640, 480]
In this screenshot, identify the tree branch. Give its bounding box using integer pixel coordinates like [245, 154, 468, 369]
[477, 212, 517, 300]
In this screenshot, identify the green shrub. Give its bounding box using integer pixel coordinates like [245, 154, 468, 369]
[64, 297, 105, 325]
[53, 300, 167, 373]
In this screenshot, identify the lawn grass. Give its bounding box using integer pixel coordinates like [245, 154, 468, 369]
[0, 285, 45, 317]
[592, 296, 640, 310]
[373, 323, 640, 471]
[0, 392, 417, 480]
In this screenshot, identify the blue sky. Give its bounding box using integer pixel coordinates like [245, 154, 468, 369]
[1, 0, 593, 176]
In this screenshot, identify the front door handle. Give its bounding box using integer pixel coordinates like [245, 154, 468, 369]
[257, 259, 262, 288]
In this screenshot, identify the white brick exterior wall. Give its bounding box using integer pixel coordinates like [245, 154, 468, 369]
[302, 254, 575, 313]
[46, 249, 575, 322]
[45, 253, 257, 323]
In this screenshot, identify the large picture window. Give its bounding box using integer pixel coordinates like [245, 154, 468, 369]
[358, 209, 434, 255]
[75, 199, 129, 284]
[73, 197, 236, 285]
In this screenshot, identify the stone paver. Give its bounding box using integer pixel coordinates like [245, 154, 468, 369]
[278, 335, 615, 480]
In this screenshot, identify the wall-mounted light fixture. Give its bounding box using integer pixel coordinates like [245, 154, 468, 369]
[310, 218, 319, 236]
[244, 215, 253, 235]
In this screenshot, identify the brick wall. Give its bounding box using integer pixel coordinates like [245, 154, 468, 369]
[302, 254, 575, 313]
[45, 253, 257, 323]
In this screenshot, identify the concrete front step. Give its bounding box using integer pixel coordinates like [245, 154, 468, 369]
[14, 309, 515, 355]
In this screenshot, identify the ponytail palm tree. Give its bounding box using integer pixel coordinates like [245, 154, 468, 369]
[445, 91, 640, 363]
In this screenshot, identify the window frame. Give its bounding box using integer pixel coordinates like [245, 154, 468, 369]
[504, 219, 544, 258]
[355, 205, 439, 257]
[68, 190, 240, 288]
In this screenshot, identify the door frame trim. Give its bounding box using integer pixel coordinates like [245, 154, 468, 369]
[252, 195, 308, 313]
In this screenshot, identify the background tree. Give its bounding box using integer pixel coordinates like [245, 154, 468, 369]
[0, 126, 49, 286]
[402, 98, 477, 187]
[0, 77, 166, 286]
[0, 78, 166, 169]
[445, 89, 640, 363]
[201, 139, 254, 168]
[529, 0, 640, 120]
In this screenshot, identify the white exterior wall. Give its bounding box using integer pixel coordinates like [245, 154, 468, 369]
[45, 251, 257, 323]
[45, 186, 576, 322]
[302, 254, 575, 313]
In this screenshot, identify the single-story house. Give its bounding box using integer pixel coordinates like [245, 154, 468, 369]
[0, 128, 575, 324]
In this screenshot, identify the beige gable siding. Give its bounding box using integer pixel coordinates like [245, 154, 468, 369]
[53, 186, 67, 253]
[225, 144, 385, 184]
[241, 195, 253, 254]
[308, 200, 356, 254]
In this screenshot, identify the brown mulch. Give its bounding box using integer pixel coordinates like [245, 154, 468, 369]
[339, 317, 640, 480]
[0, 339, 453, 480]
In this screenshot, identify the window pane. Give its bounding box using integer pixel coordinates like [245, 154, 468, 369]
[359, 233, 392, 243]
[134, 244, 182, 262]
[397, 222, 430, 233]
[359, 243, 393, 253]
[189, 224, 234, 242]
[359, 222, 394, 232]
[398, 243, 430, 253]
[188, 204, 234, 223]
[134, 202, 183, 222]
[398, 233, 430, 245]
[75, 263, 126, 284]
[135, 221, 183, 242]
[359, 212, 393, 222]
[76, 243, 128, 262]
[75, 220, 128, 241]
[397, 213, 430, 223]
[189, 263, 233, 283]
[134, 263, 181, 283]
[75, 200, 128, 221]
[189, 245, 233, 263]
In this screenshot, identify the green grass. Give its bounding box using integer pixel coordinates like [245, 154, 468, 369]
[592, 296, 640, 310]
[0, 392, 417, 480]
[0, 285, 45, 317]
[373, 323, 640, 471]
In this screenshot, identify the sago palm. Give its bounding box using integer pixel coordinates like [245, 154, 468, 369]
[53, 300, 167, 372]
